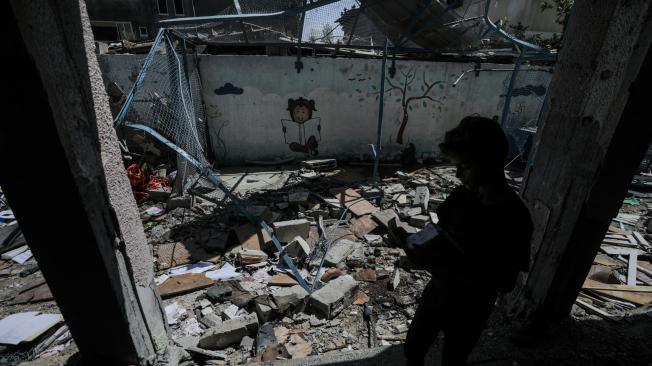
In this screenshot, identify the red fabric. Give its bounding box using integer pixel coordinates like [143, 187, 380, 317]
[146, 176, 171, 191]
[127, 164, 146, 188]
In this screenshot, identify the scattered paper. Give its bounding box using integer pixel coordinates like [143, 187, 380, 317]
[164, 302, 187, 325]
[168, 261, 215, 277]
[154, 274, 170, 285]
[205, 263, 243, 281]
[145, 206, 164, 216]
[12, 249, 33, 264]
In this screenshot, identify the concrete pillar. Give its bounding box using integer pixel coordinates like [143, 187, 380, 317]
[3, 1, 169, 364]
[509, 0, 652, 321]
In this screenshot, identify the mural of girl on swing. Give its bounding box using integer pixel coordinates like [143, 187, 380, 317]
[281, 97, 321, 156]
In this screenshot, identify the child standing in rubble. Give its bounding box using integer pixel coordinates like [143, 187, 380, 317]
[391, 116, 533, 366]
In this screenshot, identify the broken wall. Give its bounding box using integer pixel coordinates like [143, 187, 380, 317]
[98, 55, 552, 164]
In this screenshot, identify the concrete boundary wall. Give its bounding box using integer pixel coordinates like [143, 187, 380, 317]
[99, 55, 551, 165]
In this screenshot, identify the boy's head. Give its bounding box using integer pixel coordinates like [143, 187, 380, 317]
[439, 115, 508, 190]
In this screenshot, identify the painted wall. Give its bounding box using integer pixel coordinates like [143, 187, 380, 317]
[98, 55, 552, 164]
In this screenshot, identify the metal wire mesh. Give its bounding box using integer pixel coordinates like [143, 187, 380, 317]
[502, 66, 553, 161]
[163, 0, 546, 52]
[117, 30, 208, 168]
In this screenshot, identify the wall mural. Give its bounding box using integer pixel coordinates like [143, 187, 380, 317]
[384, 67, 446, 144]
[281, 97, 321, 155]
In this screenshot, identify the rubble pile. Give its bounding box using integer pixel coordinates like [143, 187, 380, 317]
[575, 174, 652, 320]
[1, 165, 650, 365]
[146, 162, 465, 364]
[0, 193, 73, 365]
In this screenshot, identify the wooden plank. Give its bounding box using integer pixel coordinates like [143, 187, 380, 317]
[157, 273, 214, 298]
[583, 279, 652, 293]
[627, 252, 638, 286]
[586, 289, 652, 306]
[330, 188, 378, 216]
[154, 242, 221, 270]
[235, 223, 272, 251]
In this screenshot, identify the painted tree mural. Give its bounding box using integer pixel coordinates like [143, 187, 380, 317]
[385, 67, 446, 144]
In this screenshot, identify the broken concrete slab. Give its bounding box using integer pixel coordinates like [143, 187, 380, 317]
[309, 275, 358, 319]
[272, 285, 308, 314]
[349, 215, 379, 238]
[198, 313, 259, 350]
[371, 209, 399, 228]
[284, 236, 310, 259]
[364, 234, 383, 246]
[238, 248, 268, 265]
[345, 243, 366, 268]
[186, 346, 227, 360]
[330, 188, 379, 217]
[320, 268, 344, 283]
[409, 215, 430, 228]
[206, 284, 233, 303]
[353, 269, 377, 282]
[273, 219, 310, 243]
[167, 193, 194, 210]
[398, 207, 423, 219]
[324, 239, 361, 266]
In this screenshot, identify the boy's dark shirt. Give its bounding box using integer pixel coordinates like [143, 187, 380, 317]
[408, 184, 533, 294]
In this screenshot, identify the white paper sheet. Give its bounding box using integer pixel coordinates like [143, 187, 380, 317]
[167, 261, 215, 277]
[0, 312, 62, 345]
[12, 249, 33, 264]
[204, 263, 243, 281]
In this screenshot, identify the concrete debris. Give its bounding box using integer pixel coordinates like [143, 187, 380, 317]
[273, 219, 311, 242]
[409, 214, 430, 228]
[388, 269, 401, 291]
[353, 268, 377, 282]
[310, 275, 358, 319]
[284, 236, 310, 259]
[198, 313, 259, 350]
[324, 239, 360, 266]
[301, 159, 337, 172]
[206, 285, 233, 303]
[238, 248, 268, 265]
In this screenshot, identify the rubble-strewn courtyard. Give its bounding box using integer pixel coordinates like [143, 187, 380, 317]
[5, 163, 651, 365]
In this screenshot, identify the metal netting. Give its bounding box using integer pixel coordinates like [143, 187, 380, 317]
[162, 0, 552, 52]
[502, 65, 554, 163]
[116, 30, 208, 168]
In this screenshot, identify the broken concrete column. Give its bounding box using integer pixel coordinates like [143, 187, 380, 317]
[273, 219, 310, 242]
[310, 275, 358, 319]
[6, 1, 169, 363]
[198, 313, 259, 350]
